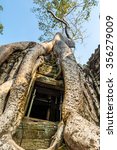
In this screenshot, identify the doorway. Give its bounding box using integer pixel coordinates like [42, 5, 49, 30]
[25, 81, 63, 122]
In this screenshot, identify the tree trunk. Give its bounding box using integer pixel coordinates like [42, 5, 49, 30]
[53, 40, 99, 150]
[64, 113, 99, 150]
[0, 33, 99, 150]
[0, 43, 46, 149]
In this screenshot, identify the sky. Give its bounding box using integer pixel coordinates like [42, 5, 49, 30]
[0, 0, 99, 64]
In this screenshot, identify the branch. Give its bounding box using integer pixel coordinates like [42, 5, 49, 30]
[65, 2, 84, 17]
[47, 10, 71, 39]
[65, 1, 94, 17]
[47, 10, 68, 26]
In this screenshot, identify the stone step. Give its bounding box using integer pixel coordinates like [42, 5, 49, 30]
[21, 139, 50, 150]
[13, 117, 58, 150]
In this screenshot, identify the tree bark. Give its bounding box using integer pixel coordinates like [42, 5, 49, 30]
[0, 43, 46, 149]
[0, 79, 13, 115]
[38, 121, 64, 150]
[53, 40, 99, 149]
[0, 33, 99, 150]
[0, 42, 30, 66]
[64, 113, 99, 150]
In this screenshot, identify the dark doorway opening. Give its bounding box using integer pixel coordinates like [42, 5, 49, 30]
[25, 81, 63, 122]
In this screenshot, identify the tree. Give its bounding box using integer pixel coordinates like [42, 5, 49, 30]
[33, 0, 98, 42]
[0, 4, 3, 34]
[0, 1, 99, 149]
[0, 33, 99, 150]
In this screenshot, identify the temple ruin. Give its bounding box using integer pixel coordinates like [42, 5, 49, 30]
[0, 34, 100, 150]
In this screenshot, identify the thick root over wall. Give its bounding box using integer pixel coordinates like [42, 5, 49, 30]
[0, 33, 99, 150]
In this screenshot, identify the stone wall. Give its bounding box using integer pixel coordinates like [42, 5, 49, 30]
[86, 45, 100, 87]
[82, 45, 100, 118]
[13, 45, 100, 150]
[13, 117, 58, 150]
[13, 117, 67, 150]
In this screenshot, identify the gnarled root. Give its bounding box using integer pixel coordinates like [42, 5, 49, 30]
[32, 56, 44, 75]
[0, 33, 99, 150]
[0, 134, 24, 150]
[0, 79, 14, 116]
[53, 39, 100, 150]
[64, 112, 99, 150]
[38, 121, 64, 150]
[48, 121, 64, 150]
[0, 42, 31, 66]
[0, 44, 46, 150]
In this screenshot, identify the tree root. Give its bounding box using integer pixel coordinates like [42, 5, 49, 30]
[64, 112, 99, 150]
[0, 33, 99, 150]
[53, 39, 100, 149]
[0, 42, 31, 66]
[38, 121, 64, 150]
[0, 134, 25, 150]
[0, 79, 14, 115]
[32, 56, 44, 75]
[0, 44, 46, 137]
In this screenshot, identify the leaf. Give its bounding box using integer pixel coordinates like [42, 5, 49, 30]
[46, 2, 51, 10]
[32, 0, 98, 41]
[0, 23, 3, 34]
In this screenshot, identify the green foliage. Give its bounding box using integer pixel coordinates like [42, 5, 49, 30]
[0, 23, 3, 34]
[0, 4, 3, 34]
[33, 0, 98, 42]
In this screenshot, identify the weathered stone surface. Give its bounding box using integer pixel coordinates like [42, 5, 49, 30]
[58, 144, 68, 150]
[0, 35, 100, 150]
[13, 117, 58, 150]
[64, 113, 99, 150]
[20, 139, 50, 150]
[54, 40, 99, 150]
[36, 74, 64, 90]
[85, 45, 100, 88]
